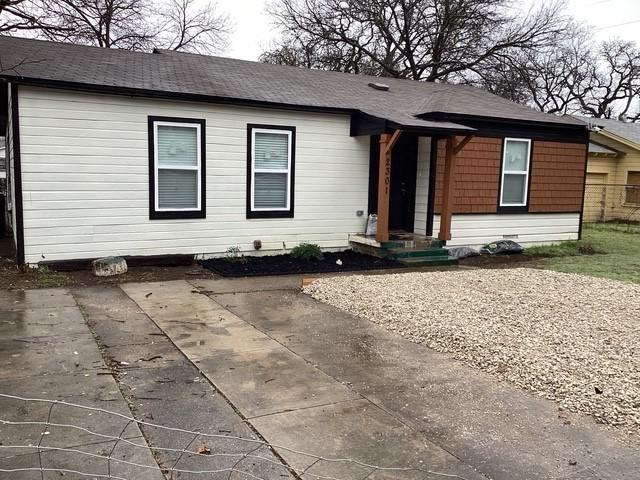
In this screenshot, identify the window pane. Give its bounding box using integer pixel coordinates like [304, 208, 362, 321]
[626, 172, 640, 204]
[158, 169, 198, 209]
[254, 172, 287, 209]
[157, 125, 198, 166]
[504, 140, 529, 171]
[254, 132, 289, 170]
[502, 174, 526, 204]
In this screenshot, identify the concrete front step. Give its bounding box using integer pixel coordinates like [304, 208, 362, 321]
[389, 247, 450, 258]
[381, 239, 445, 250]
[399, 256, 459, 267]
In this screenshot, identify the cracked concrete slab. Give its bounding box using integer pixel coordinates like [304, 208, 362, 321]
[73, 285, 294, 480]
[121, 280, 488, 479]
[122, 281, 362, 418]
[0, 288, 164, 480]
[250, 398, 482, 480]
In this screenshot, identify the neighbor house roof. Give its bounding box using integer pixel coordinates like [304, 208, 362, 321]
[0, 36, 585, 134]
[573, 115, 640, 150]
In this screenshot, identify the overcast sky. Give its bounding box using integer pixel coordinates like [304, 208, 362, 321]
[217, 0, 640, 60]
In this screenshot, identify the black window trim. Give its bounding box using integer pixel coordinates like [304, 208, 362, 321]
[497, 136, 533, 214]
[148, 115, 206, 220]
[246, 123, 296, 219]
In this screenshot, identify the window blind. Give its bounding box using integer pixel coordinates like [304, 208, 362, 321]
[254, 132, 289, 169]
[158, 169, 198, 209]
[157, 125, 198, 166]
[254, 172, 287, 209]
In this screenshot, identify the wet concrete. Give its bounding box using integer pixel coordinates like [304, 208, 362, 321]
[123, 280, 487, 480]
[0, 288, 163, 480]
[73, 285, 294, 480]
[209, 283, 640, 480]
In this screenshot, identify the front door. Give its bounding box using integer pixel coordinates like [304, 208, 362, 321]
[389, 134, 418, 232]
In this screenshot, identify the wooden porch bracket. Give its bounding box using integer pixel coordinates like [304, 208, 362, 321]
[384, 129, 403, 156]
[454, 135, 474, 155]
[376, 130, 402, 242]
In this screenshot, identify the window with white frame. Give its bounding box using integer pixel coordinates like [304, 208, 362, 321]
[149, 117, 205, 219]
[500, 138, 531, 207]
[247, 125, 295, 218]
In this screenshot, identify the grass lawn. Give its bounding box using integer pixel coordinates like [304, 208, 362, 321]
[526, 223, 640, 284]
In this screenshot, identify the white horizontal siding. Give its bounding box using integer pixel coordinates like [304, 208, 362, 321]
[413, 137, 431, 235]
[18, 87, 370, 263]
[433, 213, 580, 248]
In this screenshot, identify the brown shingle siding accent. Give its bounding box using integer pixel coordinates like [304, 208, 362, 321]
[434, 137, 501, 214]
[529, 141, 587, 212]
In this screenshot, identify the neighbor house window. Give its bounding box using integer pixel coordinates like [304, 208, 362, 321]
[625, 171, 640, 205]
[247, 124, 295, 218]
[149, 116, 206, 219]
[500, 138, 531, 208]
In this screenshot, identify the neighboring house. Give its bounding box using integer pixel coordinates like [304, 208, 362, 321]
[1, 36, 588, 266]
[577, 117, 640, 223]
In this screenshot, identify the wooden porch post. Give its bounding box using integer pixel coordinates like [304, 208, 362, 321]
[438, 136, 456, 241]
[438, 134, 473, 241]
[376, 133, 392, 242]
[376, 130, 402, 242]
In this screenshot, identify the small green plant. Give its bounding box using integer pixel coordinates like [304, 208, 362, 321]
[224, 245, 248, 264]
[290, 242, 323, 261]
[30, 265, 69, 288]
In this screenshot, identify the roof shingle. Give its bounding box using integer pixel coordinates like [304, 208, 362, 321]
[0, 36, 584, 130]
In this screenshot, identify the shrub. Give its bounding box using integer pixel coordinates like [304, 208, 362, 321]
[290, 243, 323, 261]
[224, 245, 248, 264]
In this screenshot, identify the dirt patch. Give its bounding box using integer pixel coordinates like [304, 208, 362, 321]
[0, 256, 214, 290]
[201, 250, 404, 277]
[459, 253, 541, 267]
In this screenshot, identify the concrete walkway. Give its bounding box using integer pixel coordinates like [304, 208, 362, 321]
[3, 276, 638, 480]
[0, 288, 163, 480]
[73, 285, 294, 480]
[122, 277, 639, 480]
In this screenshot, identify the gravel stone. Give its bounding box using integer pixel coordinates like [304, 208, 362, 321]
[303, 268, 640, 438]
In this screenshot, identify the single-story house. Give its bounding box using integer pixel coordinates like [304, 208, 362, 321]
[576, 116, 640, 223]
[1, 36, 588, 266]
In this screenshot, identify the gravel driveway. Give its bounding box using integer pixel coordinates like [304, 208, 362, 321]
[304, 268, 640, 440]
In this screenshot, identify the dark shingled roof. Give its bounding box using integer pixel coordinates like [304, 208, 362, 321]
[574, 115, 640, 147]
[0, 36, 584, 131]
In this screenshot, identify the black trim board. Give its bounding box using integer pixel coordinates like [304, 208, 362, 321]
[42, 253, 196, 271]
[420, 112, 588, 142]
[148, 116, 207, 220]
[426, 137, 439, 236]
[10, 83, 25, 265]
[578, 136, 590, 240]
[11, 76, 352, 117]
[246, 124, 296, 219]
[367, 135, 380, 215]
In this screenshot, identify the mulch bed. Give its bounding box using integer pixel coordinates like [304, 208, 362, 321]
[200, 250, 405, 277]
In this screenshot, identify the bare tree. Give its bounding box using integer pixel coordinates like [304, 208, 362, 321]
[470, 30, 640, 120]
[0, 0, 69, 33]
[34, 0, 157, 49]
[576, 40, 640, 120]
[2, 0, 230, 53]
[262, 0, 571, 82]
[158, 0, 230, 53]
